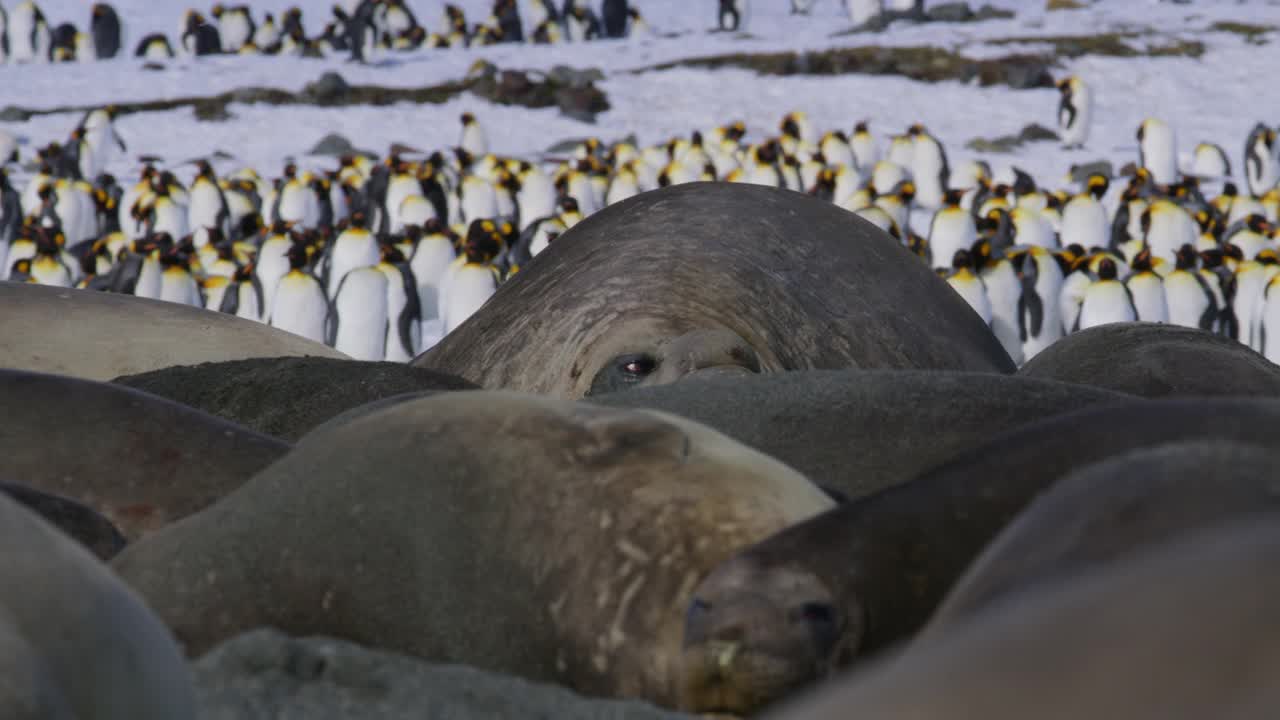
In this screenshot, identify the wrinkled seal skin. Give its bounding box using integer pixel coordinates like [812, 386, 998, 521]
[111, 391, 835, 709]
[0, 369, 290, 539]
[0, 482, 127, 561]
[767, 520, 1280, 720]
[922, 441, 1280, 637]
[678, 398, 1280, 717]
[413, 183, 1015, 397]
[0, 282, 346, 382]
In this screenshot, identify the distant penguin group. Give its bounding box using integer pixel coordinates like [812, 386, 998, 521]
[0, 1, 124, 63]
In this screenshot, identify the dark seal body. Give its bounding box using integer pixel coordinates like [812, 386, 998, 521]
[412, 183, 1014, 398]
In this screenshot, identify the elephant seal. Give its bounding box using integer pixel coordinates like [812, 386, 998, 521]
[114, 356, 480, 441]
[412, 183, 1015, 398]
[0, 369, 290, 538]
[677, 398, 1280, 716]
[923, 441, 1280, 635]
[1018, 322, 1280, 397]
[592, 370, 1132, 501]
[0, 282, 345, 382]
[111, 391, 835, 708]
[0, 492, 195, 719]
[0, 482, 127, 561]
[767, 519, 1280, 720]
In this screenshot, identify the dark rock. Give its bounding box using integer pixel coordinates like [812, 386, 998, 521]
[302, 72, 351, 105]
[1018, 122, 1060, 142]
[1068, 160, 1114, 183]
[307, 133, 357, 157]
[193, 101, 232, 122]
[972, 4, 1016, 20]
[0, 106, 31, 122]
[141, 61, 166, 71]
[547, 65, 605, 88]
[555, 86, 610, 123]
[194, 630, 692, 720]
[927, 2, 974, 22]
[113, 356, 480, 442]
[1018, 323, 1280, 398]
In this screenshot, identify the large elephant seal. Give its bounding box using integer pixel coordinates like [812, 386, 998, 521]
[412, 183, 1015, 398]
[923, 440, 1280, 635]
[114, 357, 479, 441]
[767, 520, 1280, 720]
[0, 492, 195, 719]
[1018, 322, 1280, 397]
[0, 369, 290, 538]
[0, 482, 127, 561]
[676, 398, 1280, 716]
[593, 370, 1132, 500]
[0, 282, 346, 381]
[111, 391, 835, 708]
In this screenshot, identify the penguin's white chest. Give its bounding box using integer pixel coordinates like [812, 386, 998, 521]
[331, 266, 390, 361]
[441, 264, 498, 334]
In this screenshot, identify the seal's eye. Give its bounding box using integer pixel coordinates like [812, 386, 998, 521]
[585, 353, 659, 397]
[620, 354, 656, 377]
[794, 602, 839, 658]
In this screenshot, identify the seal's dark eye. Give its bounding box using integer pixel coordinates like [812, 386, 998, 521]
[800, 603, 834, 625]
[796, 602, 839, 658]
[620, 354, 656, 377]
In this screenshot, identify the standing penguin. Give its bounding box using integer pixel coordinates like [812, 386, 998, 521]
[323, 211, 379, 297]
[908, 123, 949, 210]
[1191, 142, 1232, 180]
[181, 11, 222, 56]
[1138, 118, 1179, 187]
[1059, 173, 1109, 250]
[1011, 246, 1066, 360]
[211, 4, 254, 52]
[459, 113, 488, 156]
[0, 4, 8, 65]
[943, 249, 992, 326]
[326, 265, 389, 360]
[927, 188, 976, 271]
[9, 1, 50, 63]
[440, 219, 502, 334]
[269, 241, 328, 343]
[1244, 123, 1279, 198]
[89, 3, 122, 59]
[601, 0, 628, 37]
[377, 244, 421, 361]
[1164, 244, 1217, 331]
[1074, 257, 1136, 331]
[1056, 76, 1092, 149]
[717, 0, 747, 32]
[1125, 248, 1168, 323]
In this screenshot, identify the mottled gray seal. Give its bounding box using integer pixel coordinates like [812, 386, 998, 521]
[592, 370, 1132, 500]
[0, 492, 195, 719]
[923, 440, 1280, 636]
[1018, 322, 1280, 397]
[0, 369, 289, 538]
[114, 356, 480, 441]
[677, 398, 1280, 716]
[412, 183, 1015, 398]
[767, 520, 1280, 720]
[111, 391, 834, 708]
[0, 282, 345, 382]
[0, 482, 127, 561]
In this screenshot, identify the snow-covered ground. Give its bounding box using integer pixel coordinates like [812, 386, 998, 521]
[1, 0, 1278, 194]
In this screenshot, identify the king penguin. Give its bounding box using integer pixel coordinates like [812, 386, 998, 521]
[459, 112, 488, 156]
[1191, 142, 1231, 180]
[943, 249, 993, 326]
[440, 219, 502, 335]
[90, 3, 122, 59]
[1245, 123, 1279, 198]
[908, 124, 949, 210]
[1059, 173, 1109, 250]
[9, 1, 51, 63]
[327, 264, 390, 361]
[377, 243, 422, 361]
[1138, 118, 1179, 187]
[323, 211, 380, 297]
[1074, 257, 1136, 331]
[269, 241, 328, 344]
[717, 0, 747, 32]
[974, 238, 1024, 364]
[926, 188, 976, 271]
[211, 4, 254, 52]
[1125, 248, 1169, 323]
[1164, 244, 1217, 331]
[1056, 76, 1092, 149]
[1010, 245, 1066, 361]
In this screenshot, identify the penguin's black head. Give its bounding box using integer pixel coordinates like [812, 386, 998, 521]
[951, 249, 972, 271]
[286, 241, 311, 270]
[1222, 182, 1239, 197]
[349, 211, 368, 230]
[1056, 78, 1070, 93]
[1200, 247, 1225, 270]
[402, 224, 424, 242]
[558, 196, 580, 214]
[1087, 174, 1109, 200]
[1129, 248, 1152, 273]
[264, 12, 275, 22]
[286, 7, 302, 20]
[780, 116, 800, 140]
[1096, 257, 1118, 281]
[1174, 244, 1198, 271]
[1246, 214, 1271, 234]
[422, 217, 445, 234]
[907, 123, 925, 137]
[460, 112, 476, 126]
[1258, 249, 1280, 266]
[380, 242, 407, 264]
[943, 188, 966, 207]
[897, 181, 916, 202]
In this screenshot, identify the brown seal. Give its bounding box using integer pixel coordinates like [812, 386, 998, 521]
[676, 398, 1280, 716]
[0, 369, 290, 538]
[412, 182, 1015, 398]
[0, 492, 195, 719]
[111, 391, 835, 708]
[767, 519, 1280, 719]
[0, 282, 345, 381]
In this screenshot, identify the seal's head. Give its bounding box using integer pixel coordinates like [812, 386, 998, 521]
[679, 552, 862, 716]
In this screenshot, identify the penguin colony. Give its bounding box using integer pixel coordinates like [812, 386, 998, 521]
[0, 0, 651, 65]
[3, 79, 1279, 365]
